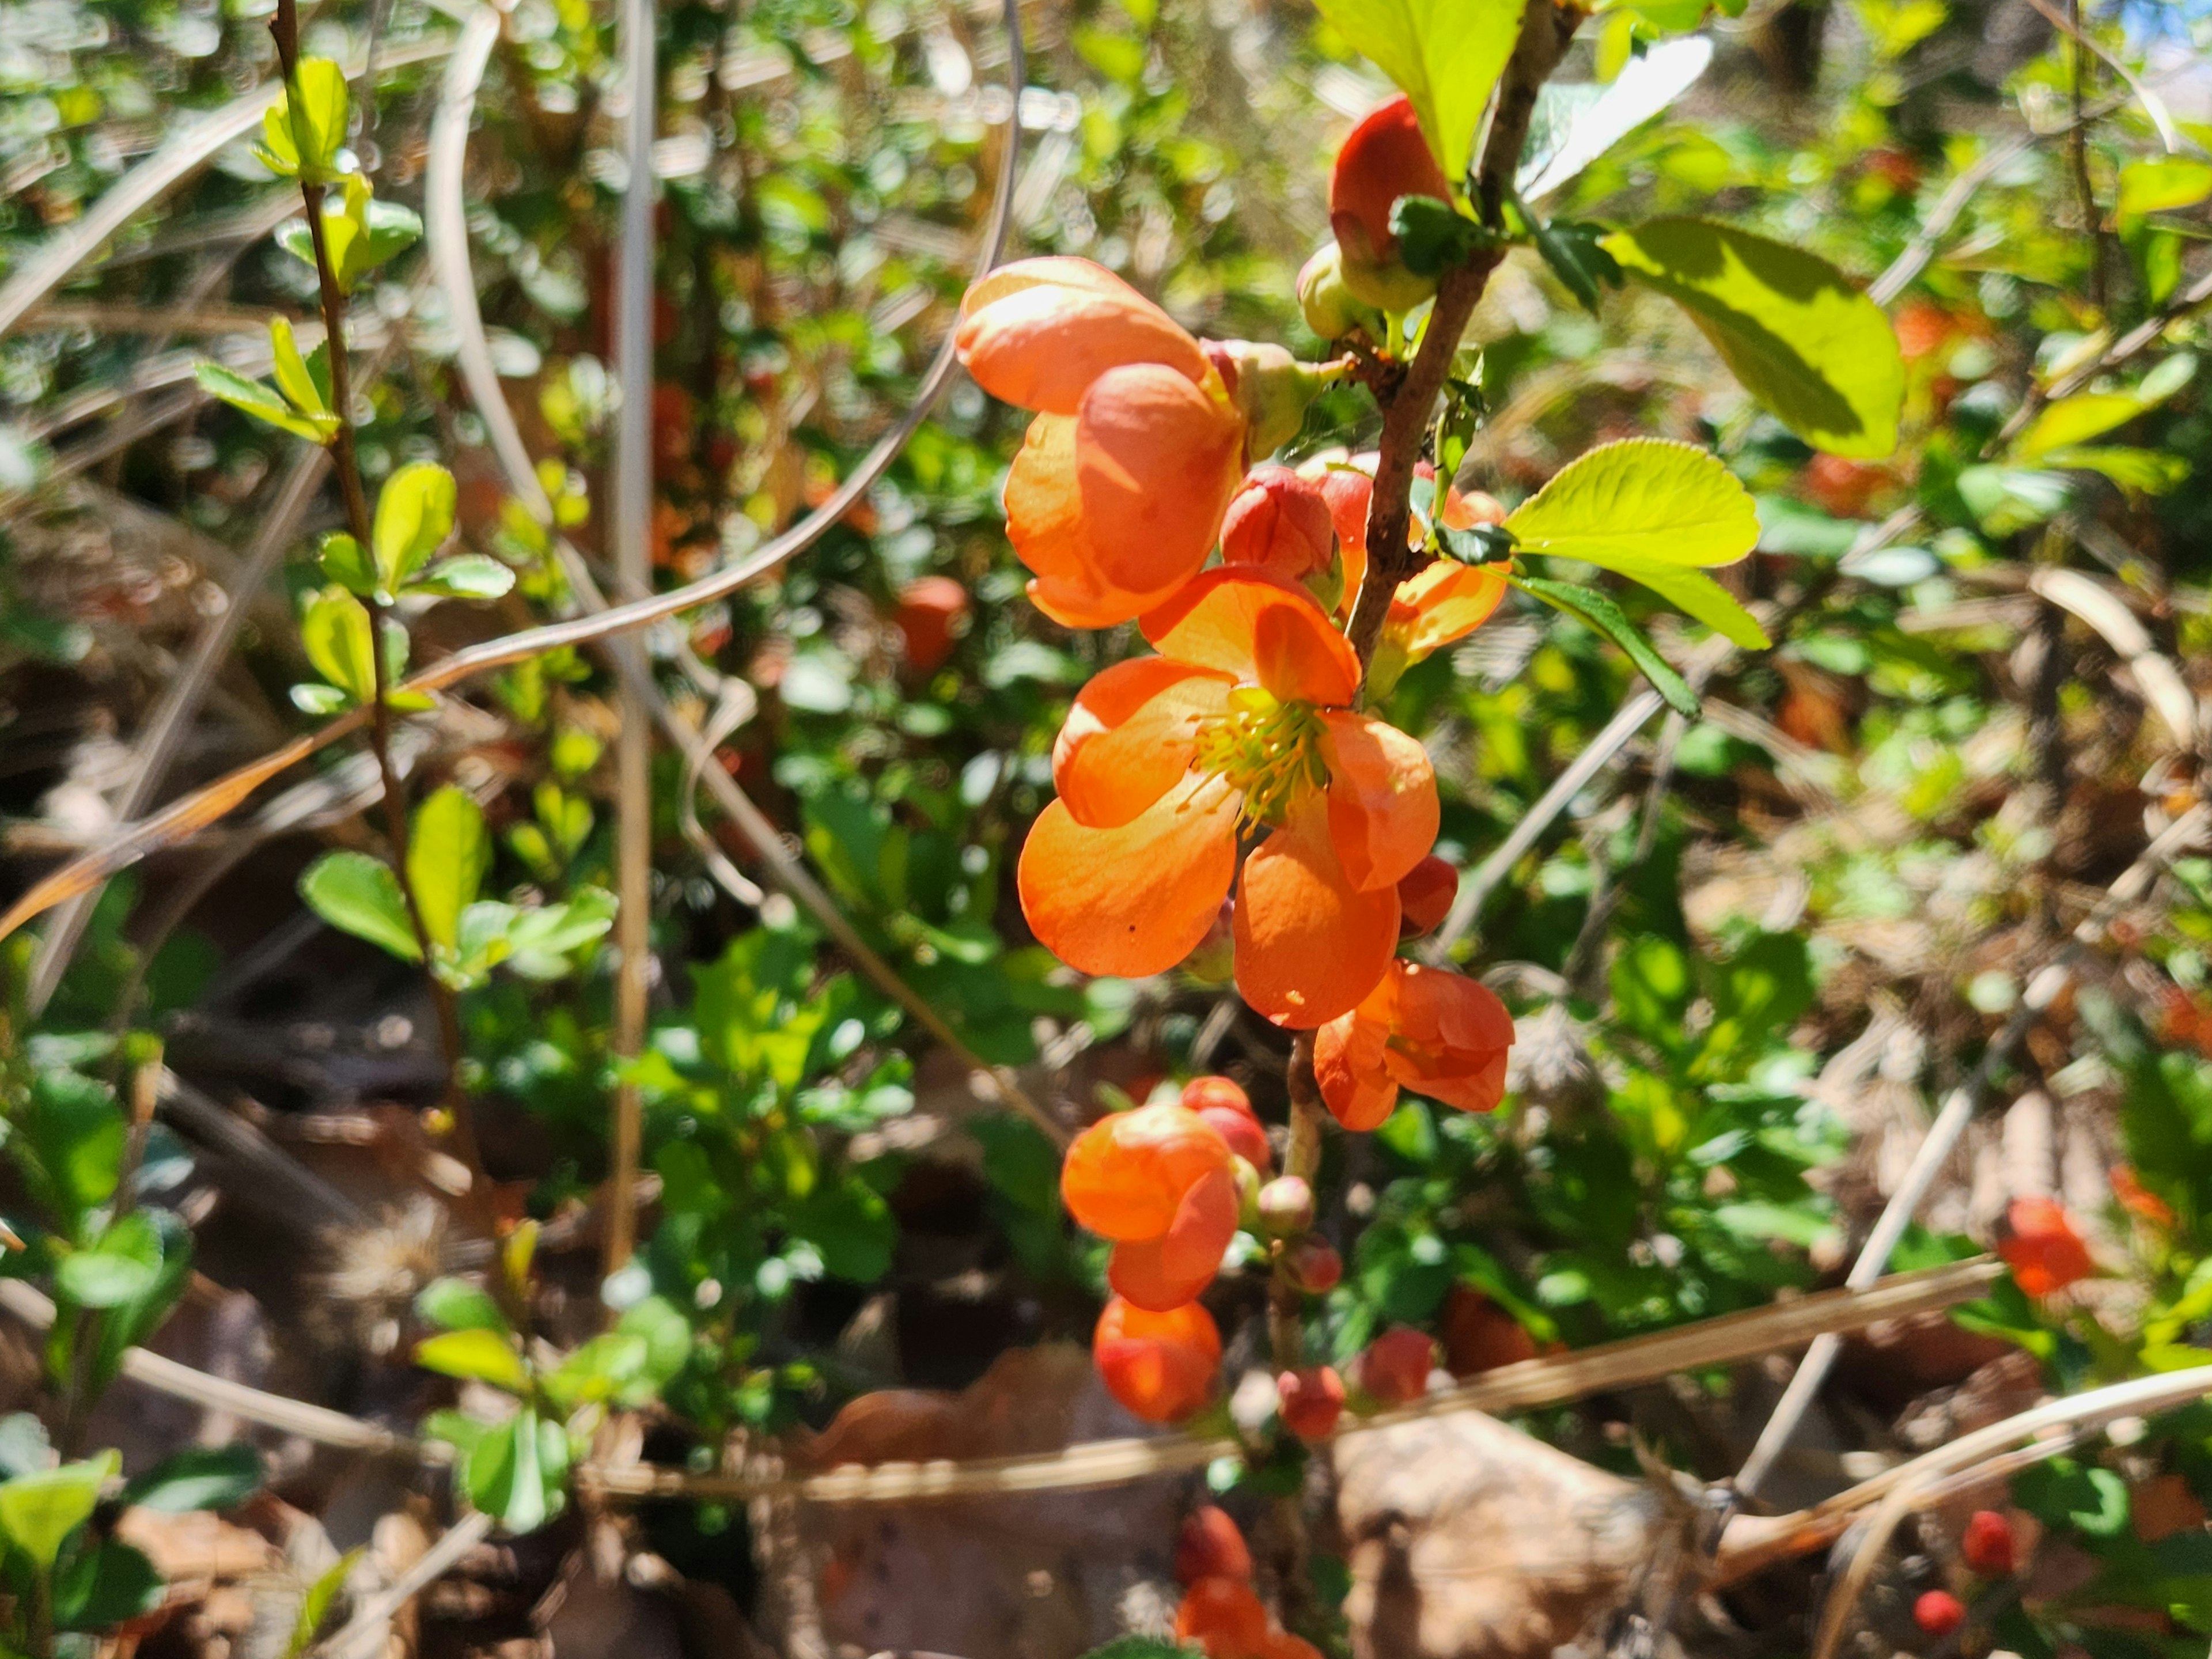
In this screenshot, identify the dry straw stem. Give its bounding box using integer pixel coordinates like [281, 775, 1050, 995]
[1808, 1364, 2212, 1659]
[311, 1509, 495, 1659]
[574, 1258, 1999, 1505]
[423, 0, 1066, 1147]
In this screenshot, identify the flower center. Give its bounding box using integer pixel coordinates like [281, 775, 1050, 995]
[1192, 687, 1328, 828]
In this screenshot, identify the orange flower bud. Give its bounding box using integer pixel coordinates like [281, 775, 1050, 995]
[1182, 1075, 1252, 1116]
[1107, 1164, 1240, 1311]
[1096, 1296, 1221, 1422]
[1060, 1102, 1236, 1242]
[1223, 466, 1336, 585]
[1281, 1234, 1342, 1294]
[1278, 1366, 1346, 1441]
[1175, 1506, 1253, 1587]
[1200, 1107, 1272, 1174]
[1176, 1576, 1269, 1658]
[893, 575, 969, 673]
[1356, 1325, 1437, 1405]
[1329, 96, 1452, 270]
[1998, 1196, 2094, 1297]
[1396, 854, 1459, 938]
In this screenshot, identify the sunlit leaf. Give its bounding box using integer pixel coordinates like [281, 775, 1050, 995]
[414, 1328, 531, 1394]
[1509, 573, 1700, 714]
[1310, 0, 1527, 187]
[0, 1453, 116, 1570]
[372, 461, 459, 592]
[300, 851, 422, 963]
[1600, 218, 1903, 457]
[407, 786, 489, 952]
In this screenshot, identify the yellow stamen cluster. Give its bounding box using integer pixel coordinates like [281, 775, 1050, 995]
[1193, 687, 1328, 828]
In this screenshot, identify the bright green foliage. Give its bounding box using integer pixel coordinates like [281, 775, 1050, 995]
[1601, 218, 1904, 459]
[300, 853, 421, 963]
[1311, 0, 1525, 187]
[371, 462, 460, 594]
[253, 58, 350, 185]
[1504, 439, 1770, 649]
[277, 174, 422, 293]
[0, 1453, 114, 1570]
[195, 320, 339, 446]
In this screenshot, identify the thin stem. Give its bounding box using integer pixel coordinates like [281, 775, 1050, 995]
[273, 2, 478, 1176]
[2065, 0, 2107, 315]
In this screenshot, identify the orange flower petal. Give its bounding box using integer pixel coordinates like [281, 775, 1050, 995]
[1232, 801, 1399, 1028]
[1007, 414, 1201, 627]
[1107, 1166, 1237, 1309]
[1392, 561, 1508, 658]
[1315, 1003, 1398, 1131]
[1074, 364, 1245, 599]
[1055, 658, 1234, 829]
[957, 256, 1150, 321]
[958, 279, 1211, 415]
[1378, 963, 1515, 1114]
[1061, 1101, 1236, 1241]
[1319, 711, 1438, 892]
[1142, 570, 1361, 706]
[1019, 773, 1241, 978]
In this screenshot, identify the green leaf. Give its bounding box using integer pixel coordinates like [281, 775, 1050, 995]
[1310, 0, 1528, 186]
[1517, 36, 1713, 201]
[414, 1277, 510, 1335]
[22, 1074, 124, 1225]
[290, 1549, 365, 1657]
[258, 58, 349, 184]
[2039, 445, 2190, 495]
[1600, 218, 1903, 458]
[283, 175, 425, 292]
[1391, 196, 1489, 277]
[300, 851, 422, 963]
[372, 461, 458, 591]
[52, 1536, 164, 1631]
[1598, 560, 1770, 647]
[461, 1410, 566, 1533]
[120, 1444, 262, 1513]
[56, 1212, 163, 1309]
[406, 554, 515, 601]
[447, 902, 517, 987]
[267, 317, 331, 425]
[297, 585, 378, 707]
[317, 532, 376, 597]
[1509, 574, 1700, 715]
[194, 361, 336, 444]
[2014, 391, 2147, 460]
[414, 1328, 531, 1394]
[1528, 213, 1624, 312]
[502, 888, 617, 980]
[1955, 464, 2069, 535]
[2117, 157, 2212, 222]
[0, 1454, 116, 1570]
[1078, 1642, 1189, 1659]
[407, 786, 489, 953]
[1503, 438, 1762, 569]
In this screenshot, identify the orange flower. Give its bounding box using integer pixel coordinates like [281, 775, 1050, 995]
[1177, 1578, 1269, 1659]
[1175, 1506, 1253, 1587]
[1062, 1102, 1240, 1310]
[1018, 571, 1438, 1027]
[1998, 1196, 2094, 1297]
[1094, 1294, 1221, 1422]
[957, 259, 1244, 627]
[1315, 960, 1515, 1130]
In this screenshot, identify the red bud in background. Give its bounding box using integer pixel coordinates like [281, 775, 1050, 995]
[1182, 1075, 1252, 1118]
[1912, 1590, 1965, 1639]
[1257, 1176, 1315, 1234]
[1223, 465, 1335, 584]
[1397, 855, 1459, 938]
[1201, 1107, 1271, 1173]
[1282, 1234, 1342, 1294]
[894, 575, 969, 673]
[1278, 1366, 1346, 1441]
[1173, 1506, 1253, 1587]
[1329, 95, 1452, 267]
[1357, 1326, 1437, 1404]
[1961, 1510, 2017, 1577]
[1998, 1196, 2094, 1297]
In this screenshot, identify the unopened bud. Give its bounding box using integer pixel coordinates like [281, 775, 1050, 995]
[1208, 340, 1333, 459]
[1223, 466, 1334, 583]
[1281, 1234, 1342, 1294]
[1257, 1176, 1316, 1234]
[1297, 244, 1381, 342]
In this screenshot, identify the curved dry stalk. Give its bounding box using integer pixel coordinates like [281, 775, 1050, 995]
[419, 0, 1067, 1147]
[1736, 801, 2211, 1497]
[1809, 1364, 2212, 1659]
[0, 36, 454, 341]
[313, 1509, 494, 1658]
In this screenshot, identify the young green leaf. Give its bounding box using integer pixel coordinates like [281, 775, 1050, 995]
[1527, 214, 1624, 312]
[255, 58, 350, 184]
[1503, 438, 1760, 568]
[300, 851, 423, 963]
[414, 1328, 531, 1394]
[1600, 218, 1903, 458]
[1595, 561, 1769, 649]
[1517, 37, 1713, 201]
[416, 1277, 510, 1335]
[2116, 157, 2212, 222]
[406, 554, 516, 601]
[372, 461, 458, 591]
[289, 1549, 365, 1658]
[296, 585, 378, 710]
[318, 532, 377, 596]
[406, 786, 490, 952]
[2037, 445, 2190, 495]
[1310, 0, 1527, 186]
[0, 1453, 116, 1570]
[267, 318, 331, 426]
[1509, 574, 1700, 715]
[503, 888, 618, 979]
[52, 1535, 164, 1631]
[55, 1211, 164, 1309]
[194, 361, 338, 444]
[279, 175, 425, 292]
[1391, 196, 1490, 277]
